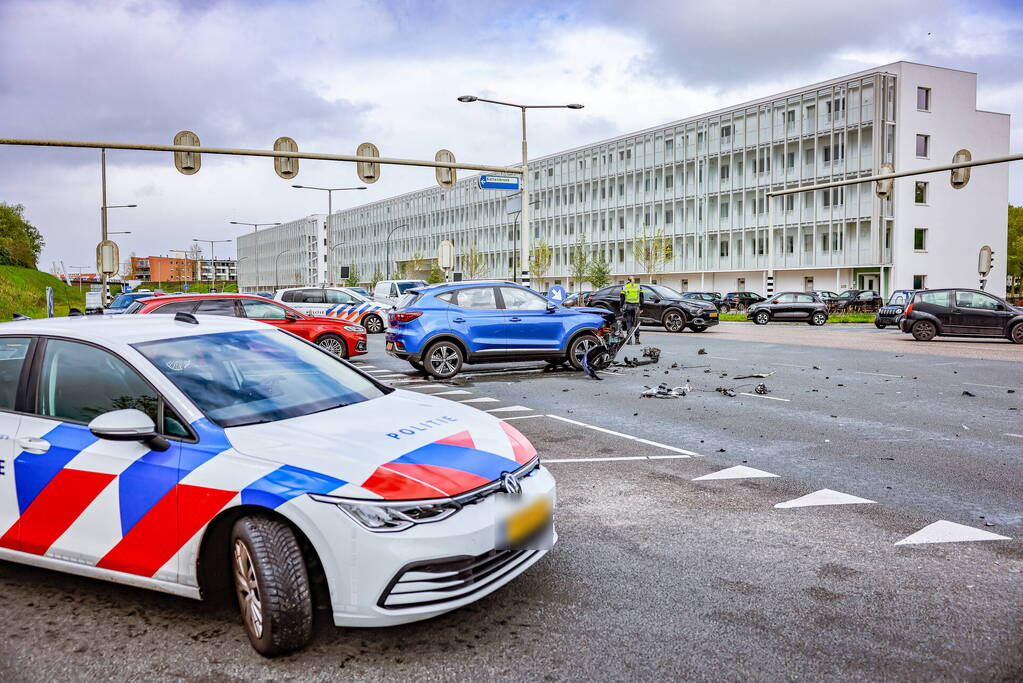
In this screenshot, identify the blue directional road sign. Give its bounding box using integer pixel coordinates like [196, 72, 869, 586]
[478, 175, 520, 190]
[547, 285, 567, 302]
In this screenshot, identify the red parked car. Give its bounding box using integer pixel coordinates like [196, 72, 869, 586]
[131, 293, 367, 358]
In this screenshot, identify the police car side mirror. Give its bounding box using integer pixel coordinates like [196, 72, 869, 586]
[89, 409, 170, 452]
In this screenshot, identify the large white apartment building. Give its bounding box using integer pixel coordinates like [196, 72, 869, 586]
[262, 62, 1011, 297]
[237, 215, 326, 291]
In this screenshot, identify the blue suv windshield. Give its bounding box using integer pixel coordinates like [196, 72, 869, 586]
[134, 329, 385, 427]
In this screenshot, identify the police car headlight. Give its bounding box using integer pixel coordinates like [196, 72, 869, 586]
[308, 494, 460, 532]
[343, 325, 365, 333]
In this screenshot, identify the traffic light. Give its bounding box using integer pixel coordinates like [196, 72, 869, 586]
[173, 130, 201, 175]
[951, 149, 972, 189]
[435, 149, 456, 188]
[357, 142, 380, 183]
[874, 162, 894, 199]
[274, 137, 299, 179]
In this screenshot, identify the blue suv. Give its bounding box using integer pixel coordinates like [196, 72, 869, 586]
[385, 282, 613, 378]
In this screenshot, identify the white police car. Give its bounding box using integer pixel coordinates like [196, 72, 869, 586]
[275, 286, 391, 334]
[0, 314, 555, 656]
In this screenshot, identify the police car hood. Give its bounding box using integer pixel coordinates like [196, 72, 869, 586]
[223, 390, 536, 501]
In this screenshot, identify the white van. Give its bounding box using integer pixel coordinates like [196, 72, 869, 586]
[372, 280, 427, 304]
[275, 286, 391, 334]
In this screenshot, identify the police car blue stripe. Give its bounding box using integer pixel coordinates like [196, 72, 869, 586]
[239, 464, 346, 508]
[116, 418, 232, 536]
[14, 423, 99, 515]
[390, 443, 518, 482]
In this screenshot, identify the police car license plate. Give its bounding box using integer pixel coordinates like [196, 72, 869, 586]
[503, 495, 552, 546]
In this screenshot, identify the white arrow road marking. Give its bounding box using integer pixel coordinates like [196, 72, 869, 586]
[692, 465, 778, 481]
[1005, 433, 1023, 439]
[894, 520, 1011, 546]
[486, 406, 533, 413]
[459, 397, 500, 403]
[774, 489, 876, 509]
[428, 390, 473, 396]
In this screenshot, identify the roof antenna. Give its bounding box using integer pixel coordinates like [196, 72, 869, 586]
[174, 311, 199, 325]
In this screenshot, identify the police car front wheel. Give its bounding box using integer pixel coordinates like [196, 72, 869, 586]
[362, 314, 385, 334]
[231, 516, 314, 657]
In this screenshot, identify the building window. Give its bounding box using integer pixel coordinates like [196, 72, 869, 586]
[721, 164, 730, 180]
[665, 210, 673, 224]
[914, 228, 928, 251]
[784, 195, 794, 211]
[805, 148, 815, 164]
[786, 152, 795, 168]
[644, 177, 650, 192]
[804, 233, 813, 252]
[665, 174, 673, 189]
[786, 235, 794, 253]
[665, 138, 674, 154]
[720, 241, 729, 257]
[720, 203, 729, 218]
[917, 87, 931, 111]
[821, 233, 829, 251]
[721, 125, 732, 139]
[915, 181, 928, 204]
[916, 134, 930, 158]
[913, 274, 927, 289]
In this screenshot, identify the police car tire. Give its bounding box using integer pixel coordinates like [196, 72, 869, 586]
[231, 516, 314, 657]
[362, 314, 385, 334]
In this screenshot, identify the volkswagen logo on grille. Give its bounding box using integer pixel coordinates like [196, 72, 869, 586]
[501, 472, 521, 497]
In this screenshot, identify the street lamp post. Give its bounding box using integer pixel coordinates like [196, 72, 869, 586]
[457, 96, 582, 288]
[230, 221, 280, 292]
[385, 224, 408, 279]
[99, 147, 138, 303]
[193, 238, 231, 292]
[291, 185, 366, 283]
[275, 248, 301, 291]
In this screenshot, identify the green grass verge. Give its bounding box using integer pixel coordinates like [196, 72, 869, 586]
[718, 311, 876, 323]
[0, 265, 89, 320]
[137, 281, 238, 293]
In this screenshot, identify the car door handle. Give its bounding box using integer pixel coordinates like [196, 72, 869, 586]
[16, 436, 50, 454]
[452, 317, 466, 323]
[509, 317, 522, 322]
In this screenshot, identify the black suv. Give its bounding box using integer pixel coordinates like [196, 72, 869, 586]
[874, 289, 920, 329]
[747, 292, 829, 326]
[900, 288, 1023, 343]
[723, 291, 766, 312]
[586, 284, 720, 332]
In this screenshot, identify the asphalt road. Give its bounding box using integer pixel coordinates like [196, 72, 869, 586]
[1, 322, 1021, 681]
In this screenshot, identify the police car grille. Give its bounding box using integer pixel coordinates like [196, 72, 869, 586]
[378, 549, 536, 609]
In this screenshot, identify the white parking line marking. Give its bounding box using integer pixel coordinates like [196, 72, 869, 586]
[771, 362, 813, 369]
[1005, 433, 1023, 439]
[692, 465, 777, 481]
[964, 382, 1019, 390]
[458, 368, 546, 379]
[390, 378, 427, 384]
[380, 374, 410, 378]
[545, 414, 698, 456]
[708, 356, 739, 361]
[738, 392, 791, 402]
[855, 371, 903, 378]
[774, 489, 875, 509]
[933, 361, 958, 366]
[428, 390, 473, 396]
[546, 456, 648, 463]
[459, 397, 500, 403]
[894, 520, 1011, 546]
[405, 384, 449, 390]
[501, 414, 546, 422]
[486, 406, 534, 413]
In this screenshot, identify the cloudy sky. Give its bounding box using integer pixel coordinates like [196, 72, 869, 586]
[1, 0, 1021, 271]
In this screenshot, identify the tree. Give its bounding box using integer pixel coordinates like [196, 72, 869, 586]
[1008, 205, 1023, 298]
[633, 228, 671, 278]
[569, 232, 590, 289]
[345, 266, 361, 288]
[408, 252, 427, 275]
[460, 247, 488, 280]
[370, 267, 383, 289]
[528, 240, 553, 287]
[0, 203, 45, 268]
[586, 254, 612, 290]
[394, 261, 408, 278]
[426, 264, 446, 284]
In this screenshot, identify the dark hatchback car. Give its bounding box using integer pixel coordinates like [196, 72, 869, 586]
[900, 288, 1023, 343]
[807, 289, 841, 303]
[723, 291, 766, 311]
[874, 289, 921, 329]
[747, 292, 829, 326]
[831, 289, 883, 312]
[681, 291, 726, 311]
[585, 284, 719, 332]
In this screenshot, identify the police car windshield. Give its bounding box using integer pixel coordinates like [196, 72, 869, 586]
[134, 329, 385, 428]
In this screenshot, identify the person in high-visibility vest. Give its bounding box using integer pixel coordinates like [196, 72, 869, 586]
[619, 277, 644, 344]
